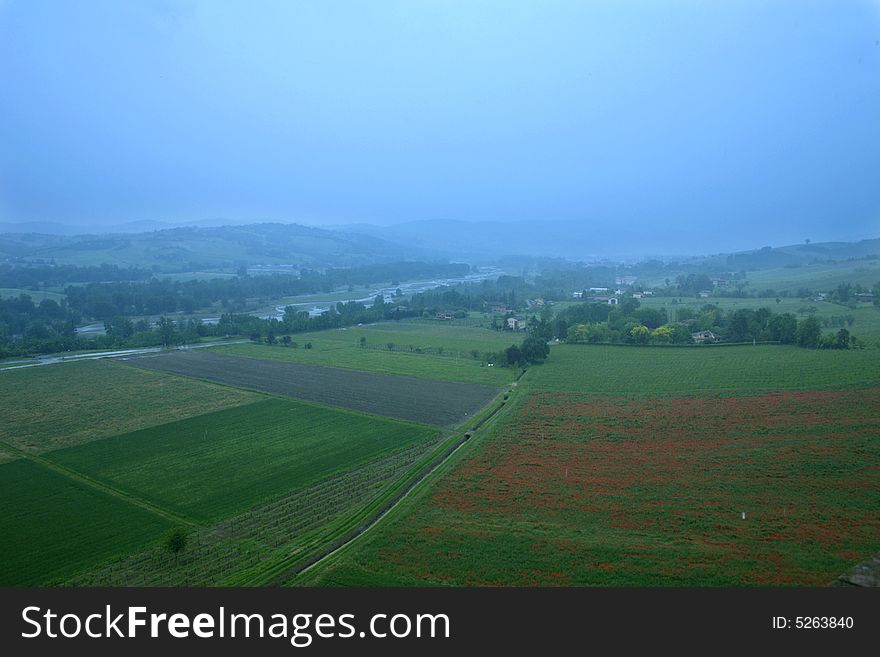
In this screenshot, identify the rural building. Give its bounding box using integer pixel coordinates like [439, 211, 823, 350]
[855, 292, 875, 301]
[698, 290, 712, 298]
[434, 312, 454, 320]
[507, 317, 527, 331]
[691, 330, 717, 343]
[572, 291, 584, 298]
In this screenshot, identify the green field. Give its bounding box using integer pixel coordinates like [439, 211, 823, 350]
[0, 444, 19, 464]
[0, 360, 260, 453]
[293, 344, 880, 587]
[47, 398, 437, 522]
[0, 459, 173, 585]
[0, 287, 66, 302]
[742, 260, 880, 294]
[527, 343, 880, 395]
[213, 321, 518, 385]
[640, 296, 880, 343]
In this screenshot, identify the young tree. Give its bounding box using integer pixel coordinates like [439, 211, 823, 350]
[163, 527, 188, 555]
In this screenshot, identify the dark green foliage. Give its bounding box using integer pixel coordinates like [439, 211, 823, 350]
[163, 527, 188, 554]
[797, 316, 822, 348]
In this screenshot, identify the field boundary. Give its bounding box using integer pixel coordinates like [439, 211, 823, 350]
[276, 379, 522, 585]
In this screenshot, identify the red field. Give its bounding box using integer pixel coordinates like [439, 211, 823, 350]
[332, 387, 880, 586]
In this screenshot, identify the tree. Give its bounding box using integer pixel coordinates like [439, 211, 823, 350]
[650, 325, 673, 343]
[359, 336, 367, 348]
[163, 526, 188, 555]
[769, 313, 797, 344]
[836, 328, 851, 349]
[505, 344, 523, 366]
[797, 316, 821, 348]
[156, 316, 177, 347]
[520, 334, 550, 363]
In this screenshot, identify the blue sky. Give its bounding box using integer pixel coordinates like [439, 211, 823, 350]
[1, 0, 878, 248]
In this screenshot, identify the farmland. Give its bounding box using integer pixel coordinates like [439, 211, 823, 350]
[71, 436, 445, 586]
[741, 259, 880, 294]
[529, 344, 880, 395]
[47, 398, 437, 522]
[0, 459, 173, 585]
[0, 359, 260, 453]
[0, 330, 487, 585]
[0, 287, 67, 303]
[293, 344, 880, 586]
[129, 350, 500, 426]
[213, 320, 518, 386]
[639, 295, 880, 344]
[4, 317, 877, 588]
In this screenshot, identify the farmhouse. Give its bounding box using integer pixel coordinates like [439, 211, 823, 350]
[507, 317, 527, 331]
[434, 312, 454, 321]
[691, 330, 718, 343]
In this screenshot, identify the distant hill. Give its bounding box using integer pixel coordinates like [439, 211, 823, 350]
[340, 219, 638, 261]
[708, 238, 880, 270]
[0, 222, 432, 271]
[341, 219, 878, 261]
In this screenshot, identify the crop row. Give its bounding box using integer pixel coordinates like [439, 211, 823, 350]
[69, 434, 445, 586]
[130, 350, 500, 426]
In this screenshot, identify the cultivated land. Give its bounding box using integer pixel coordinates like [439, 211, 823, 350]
[47, 398, 436, 522]
[128, 350, 500, 426]
[529, 344, 880, 395]
[213, 320, 518, 386]
[71, 436, 446, 586]
[293, 344, 880, 586]
[742, 259, 880, 294]
[0, 459, 173, 585]
[0, 359, 260, 454]
[0, 287, 66, 302]
[640, 296, 880, 344]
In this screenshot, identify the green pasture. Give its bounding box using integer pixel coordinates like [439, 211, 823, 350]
[0, 360, 260, 453]
[0, 459, 172, 585]
[47, 398, 436, 523]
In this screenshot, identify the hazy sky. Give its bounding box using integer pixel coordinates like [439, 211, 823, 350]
[1, 0, 879, 246]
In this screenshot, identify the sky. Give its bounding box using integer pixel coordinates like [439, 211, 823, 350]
[1, 0, 879, 250]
